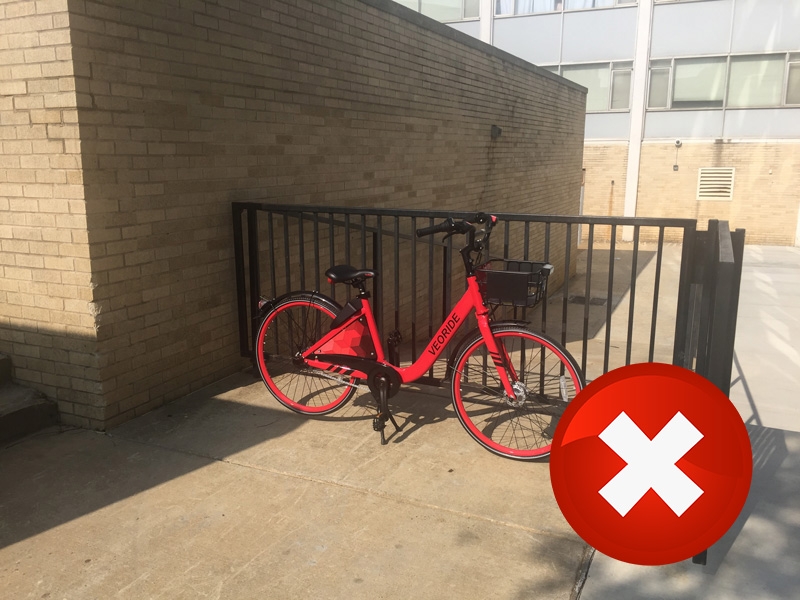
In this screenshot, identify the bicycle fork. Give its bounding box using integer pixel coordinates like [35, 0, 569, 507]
[476, 315, 519, 400]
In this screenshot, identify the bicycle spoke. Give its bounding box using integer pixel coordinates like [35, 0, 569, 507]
[257, 298, 357, 415]
[452, 328, 582, 459]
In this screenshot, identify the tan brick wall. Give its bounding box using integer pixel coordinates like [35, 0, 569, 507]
[3, 0, 585, 428]
[0, 0, 106, 426]
[581, 142, 629, 240]
[636, 141, 800, 245]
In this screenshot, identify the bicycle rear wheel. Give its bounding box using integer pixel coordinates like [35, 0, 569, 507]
[450, 325, 584, 460]
[256, 294, 358, 415]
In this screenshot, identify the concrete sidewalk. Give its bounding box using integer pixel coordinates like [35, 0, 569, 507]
[0, 374, 589, 600]
[2, 245, 797, 600]
[581, 245, 800, 600]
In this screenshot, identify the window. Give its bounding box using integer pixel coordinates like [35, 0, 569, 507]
[421, 0, 466, 20]
[727, 55, 785, 107]
[496, 1, 563, 15]
[610, 69, 632, 110]
[787, 63, 800, 105]
[564, 0, 635, 9]
[562, 65, 611, 111]
[647, 68, 670, 108]
[648, 53, 800, 110]
[560, 62, 631, 112]
[495, 0, 634, 15]
[397, 1, 479, 20]
[672, 58, 726, 109]
[697, 168, 735, 201]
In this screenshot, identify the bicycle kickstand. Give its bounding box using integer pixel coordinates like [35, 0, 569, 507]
[372, 374, 401, 445]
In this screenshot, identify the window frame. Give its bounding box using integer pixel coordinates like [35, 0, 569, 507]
[786, 61, 800, 106]
[494, 0, 635, 17]
[610, 67, 633, 111]
[557, 61, 633, 113]
[671, 56, 728, 110]
[400, 1, 480, 22]
[646, 52, 800, 112]
[727, 54, 787, 109]
[563, 0, 636, 11]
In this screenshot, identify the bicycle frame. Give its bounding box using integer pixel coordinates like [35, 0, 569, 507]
[304, 275, 518, 398]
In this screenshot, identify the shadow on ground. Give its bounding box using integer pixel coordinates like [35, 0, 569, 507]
[1, 371, 589, 599]
[580, 425, 798, 600]
[0, 374, 306, 550]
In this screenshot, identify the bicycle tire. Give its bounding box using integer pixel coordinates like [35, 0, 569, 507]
[255, 294, 358, 415]
[450, 325, 584, 460]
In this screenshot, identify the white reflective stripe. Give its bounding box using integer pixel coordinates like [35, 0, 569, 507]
[598, 411, 704, 517]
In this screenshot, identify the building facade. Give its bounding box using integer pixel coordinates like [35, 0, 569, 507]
[403, 0, 800, 245]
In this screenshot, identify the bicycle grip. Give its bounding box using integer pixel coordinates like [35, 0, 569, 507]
[416, 220, 452, 238]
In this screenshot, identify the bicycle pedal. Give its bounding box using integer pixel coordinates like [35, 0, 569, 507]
[373, 415, 386, 431]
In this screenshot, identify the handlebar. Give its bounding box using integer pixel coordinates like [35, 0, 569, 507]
[415, 213, 495, 239]
[415, 219, 458, 238]
[415, 213, 497, 276]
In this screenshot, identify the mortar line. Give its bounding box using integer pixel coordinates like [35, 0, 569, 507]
[105, 431, 582, 543]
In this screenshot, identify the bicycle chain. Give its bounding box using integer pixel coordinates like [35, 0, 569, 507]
[316, 370, 370, 392]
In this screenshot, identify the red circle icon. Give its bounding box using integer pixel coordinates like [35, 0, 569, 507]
[550, 363, 752, 565]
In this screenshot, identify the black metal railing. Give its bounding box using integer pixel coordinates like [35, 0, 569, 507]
[673, 219, 746, 384]
[232, 203, 703, 384]
[232, 203, 746, 566]
[669, 219, 746, 567]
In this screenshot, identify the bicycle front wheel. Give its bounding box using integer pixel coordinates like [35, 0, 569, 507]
[450, 326, 584, 460]
[256, 294, 358, 415]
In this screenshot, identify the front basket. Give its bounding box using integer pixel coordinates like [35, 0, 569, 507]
[475, 259, 553, 308]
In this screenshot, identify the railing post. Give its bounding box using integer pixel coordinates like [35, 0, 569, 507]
[692, 221, 745, 568]
[373, 221, 382, 336]
[672, 225, 697, 369]
[247, 207, 261, 362]
[705, 222, 743, 396]
[695, 220, 720, 379]
[232, 203, 249, 357]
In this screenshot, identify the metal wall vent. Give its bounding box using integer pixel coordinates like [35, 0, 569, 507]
[697, 167, 735, 201]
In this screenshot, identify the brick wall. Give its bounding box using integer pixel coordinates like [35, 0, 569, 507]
[0, 0, 106, 426]
[2, 0, 586, 428]
[637, 141, 800, 245]
[581, 142, 629, 241]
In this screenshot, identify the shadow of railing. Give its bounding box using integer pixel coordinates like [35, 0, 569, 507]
[0, 373, 306, 550]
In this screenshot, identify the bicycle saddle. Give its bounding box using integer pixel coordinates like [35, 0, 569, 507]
[325, 265, 376, 284]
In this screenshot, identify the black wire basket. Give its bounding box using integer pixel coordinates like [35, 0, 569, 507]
[475, 259, 553, 308]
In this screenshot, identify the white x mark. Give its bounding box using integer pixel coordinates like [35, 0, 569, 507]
[599, 411, 704, 517]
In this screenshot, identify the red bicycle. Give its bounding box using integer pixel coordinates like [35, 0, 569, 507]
[255, 213, 585, 460]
